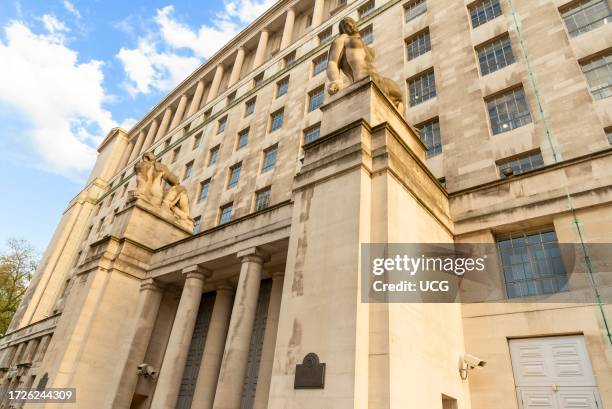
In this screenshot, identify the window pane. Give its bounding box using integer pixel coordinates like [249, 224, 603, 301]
[192, 217, 201, 234]
[219, 205, 233, 224]
[270, 110, 284, 131]
[262, 147, 278, 173]
[418, 118, 442, 157]
[228, 165, 241, 188]
[309, 87, 325, 111]
[404, 0, 427, 22]
[408, 70, 436, 106]
[198, 181, 209, 202]
[487, 87, 532, 134]
[245, 99, 256, 116]
[255, 188, 271, 211]
[313, 53, 328, 75]
[406, 29, 431, 60]
[470, 0, 502, 28]
[277, 77, 289, 97]
[562, 0, 612, 37]
[581, 52, 612, 100]
[497, 151, 544, 178]
[361, 26, 373, 45]
[359, 1, 375, 18]
[304, 125, 321, 144]
[209, 147, 219, 165]
[477, 35, 515, 75]
[238, 129, 249, 149]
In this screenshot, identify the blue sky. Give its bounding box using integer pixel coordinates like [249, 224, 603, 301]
[0, 0, 275, 251]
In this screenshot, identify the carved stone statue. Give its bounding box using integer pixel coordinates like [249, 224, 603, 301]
[131, 152, 191, 222]
[327, 17, 405, 113]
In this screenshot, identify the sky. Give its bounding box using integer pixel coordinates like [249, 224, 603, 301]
[0, 0, 276, 252]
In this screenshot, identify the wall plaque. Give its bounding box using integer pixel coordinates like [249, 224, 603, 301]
[294, 353, 325, 389]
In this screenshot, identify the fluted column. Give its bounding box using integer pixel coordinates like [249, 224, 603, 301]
[128, 130, 146, 163]
[112, 279, 164, 409]
[206, 65, 225, 104]
[312, 0, 325, 27]
[187, 80, 206, 117]
[154, 107, 173, 144]
[253, 29, 269, 69]
[228, 47, 246, 87]
[253, 272, 284, 409]
[141, 119, 159, 152]
[280, 8, 296, 49]
[0, 345, 17, 370]
[191, 284, 235, 409]
[150, 266, 209, 409]
[212, 248, 267, 409]
[117, 137, 135, 171]
[170, 94, 188, 130]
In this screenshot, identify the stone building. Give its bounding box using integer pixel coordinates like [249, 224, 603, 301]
[1, 0, 612, 408]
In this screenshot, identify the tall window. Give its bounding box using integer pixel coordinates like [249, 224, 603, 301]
[193, 216, 201, 234]
[262, 146, 278, 173]
[318, 27, 333, 44]
[244, 98, 256, 117]
[487, 87, 532, 134]
[237, 129, 249, 150]
[193, 132, 202, 149]
[304, 124, 321, 144]
[198, 180, 210, 202]
[408, 70, 436, 106]
[561, 0, 611, 37]
[308, 86, 325, 111]
[418, 118, 442, 157]
[270, 109, 284, 132]
[284, 51, 296, 67]
[171, 146, 181, 163]
[183, 160, 194, 180]
[581, 52, 612, 100]
[497, 150, 544, 178]
[404, 0, 427, 22]
[208, 146, 219, 166]
[255, 187, 272, 211]
[313, 53, 328, 76]
[253, 73, 264, 87]
[227, 163, 242, 189]
[358, 1, 375, 18]
[469, 0, 502, 28]
[497, 229, 568, 298]
[227, 91, 236, 104]
[219, 203, 233, 225]
[217, 116, 227, 134]
[277, 76, 289, 97]
[477, 34, 515, 75]
[405, 29, 431, 60]
[360, 25, 373, 45]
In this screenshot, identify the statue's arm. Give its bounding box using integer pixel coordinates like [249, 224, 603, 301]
[326, 36, 345, 94]
[160, 164, 180, 186]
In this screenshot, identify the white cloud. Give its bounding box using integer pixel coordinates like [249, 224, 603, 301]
[63, 0, 82, 19]
[117, 0, 275, 95]
[0, 20, 118, 179]
[40, 14, 68, 34]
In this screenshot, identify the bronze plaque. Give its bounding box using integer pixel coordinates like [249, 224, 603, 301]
[294, 353, 325, 389]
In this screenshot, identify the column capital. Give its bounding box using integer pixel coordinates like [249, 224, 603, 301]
[271, 271, 285, 279]
[216, 281, 236, 294]
[182, 265, 211, 280]
[140, 278, 165, 293]
[237, 247, 269, 263]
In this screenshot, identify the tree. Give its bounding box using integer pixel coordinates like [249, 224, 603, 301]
[0, 238, 38, 335]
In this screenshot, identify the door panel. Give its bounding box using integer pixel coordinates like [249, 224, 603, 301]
[519, 388, 557, 409]
[557, 388, 600, 409]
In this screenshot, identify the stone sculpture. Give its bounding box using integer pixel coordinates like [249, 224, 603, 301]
[131, 152, 191, 222]
[327, 17, 405, 113]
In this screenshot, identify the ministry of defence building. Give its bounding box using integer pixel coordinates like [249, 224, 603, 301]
[1, 0, 612, 408]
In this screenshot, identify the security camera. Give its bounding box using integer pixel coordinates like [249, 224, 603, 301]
[463, 354, 486, 369]
[137, 363, 158, 379]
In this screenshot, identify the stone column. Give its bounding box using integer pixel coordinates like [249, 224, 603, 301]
[170, 94, 188, 130]
[228, 47, 246, 87]
[150, 266, 209, 409]
[280, 8, 296, 49]
[212, 248, 267, 409]
[253, 29, 269, 69]
[312, 0, 325, 27]
[111, 279, 164, 409]
[206, 65, 225, 104]
[141, 119, 159, 152]
[191, 284, 235, 409]
[0, 345, 17, 370]
[253, 272, 284, 409]
[154, 107, 173, 144]
[33, 334, 51, 363]
[187, 80, 206, 117]
[117, 137, 136, 172]
[128, 130, 146, 163]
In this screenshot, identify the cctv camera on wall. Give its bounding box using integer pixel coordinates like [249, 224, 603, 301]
[460, 354, 486, 380]
[137, 363, 158, 379]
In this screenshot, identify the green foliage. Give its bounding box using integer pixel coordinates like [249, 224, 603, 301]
[0, 238, 38, 336]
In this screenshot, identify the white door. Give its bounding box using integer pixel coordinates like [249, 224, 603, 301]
[509, 336, 602, 409]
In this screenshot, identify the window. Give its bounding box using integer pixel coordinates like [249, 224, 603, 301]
[561, 0, 611, 37]
[193, 216, 201, 234]
[497, 229, 568, 298]
[319, 27, 333, 44]
[360, 25, 373, 45]
[183, 160, 194, 180]
[121, 183, 128, 197]
[581, 52, 612, 100]
[304, 124, 322, 144]
[277, 76, 289, 97]
[306, 14, 313, 27]
[405, 29, 431, 60]
[313, 53, 328, 76]
[237, 128, 249, 150]
[208, 146, 220, 166]
[497, 150, 544, 178]
[437, 177, 446, 188]
[227, 91, 236, 104]
[253, 73, 264, 87]
[477, 35, 515, 75]
[270, 109, 284, 132]
[219, 203, 233, 224]
[193, 132, 202, 149]
[469, 0, 502, 28]
[337, 0, 347, 7]
[308, 86, 325, 111]
[404, 0, 427, 22]
[204, 108, 212, 120]
[217, 116, 227, 134]
[359, 1, 375, 18]
[284, 51, 296, 67]
[417, 118, 442, 157]
[171, 146, 181, 163]
[607, 128, 612, 144]
[96, 217, 105, 233]
[227, 163, 242, 189]
[198, 180, 210, 202]
[164, 139, 171, 150]
[262, 145, 278, 173]
[255, 187, 272, 211]
[109, 193, 115, 206]
[487, 87, 532, 134]
[408, 70, 436, 106]
[244, 98, 256, 117]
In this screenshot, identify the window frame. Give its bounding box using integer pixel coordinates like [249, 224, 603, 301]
[404, 0, 427, 22]
[254, 187, 272, 212]
[269, 109, 284, 132]
[227, 163, 242, 189]
[304, 123, 322, 144]
[312, 53, 329, 76]
[407, 69, 437, 106]
[308, 85, 325, 112]
[219, 203, 233, 225]
[277, 76, 290, 98]
[486, 86, 533, 135]
[476, 34, 516, 76]
[198, 179, 211, 203]
[262, 145, 279, 173]
[416, 117, 442, 158]
[469, 0, 503, 28]
[405, 28, 431, 61]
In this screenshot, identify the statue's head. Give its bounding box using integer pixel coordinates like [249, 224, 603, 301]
[142, 152, 156, 162]
[339, 17, 359, 36]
